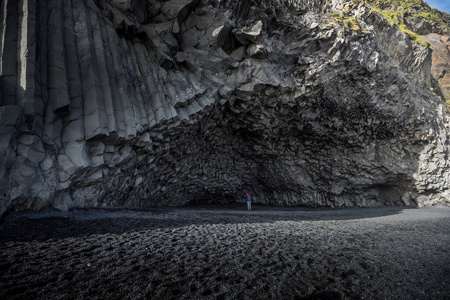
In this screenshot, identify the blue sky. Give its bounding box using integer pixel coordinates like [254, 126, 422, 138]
[425, 0, 450, 13]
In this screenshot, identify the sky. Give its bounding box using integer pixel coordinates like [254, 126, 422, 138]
[425, 0, 450, 14]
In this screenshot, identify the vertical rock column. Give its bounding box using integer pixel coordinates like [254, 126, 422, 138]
[16, 0, 37, 108]
[92, 7, 117, 135]
[133, 42, 171, 125]
[0, 0, 18, 106]
[47, 0, 70, 116]
[73, 0, 109, 140]
[102, 18, 127, 137]
[62, 0, 84, 146]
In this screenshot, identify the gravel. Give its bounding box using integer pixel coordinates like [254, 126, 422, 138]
[0, 204, 449, 299]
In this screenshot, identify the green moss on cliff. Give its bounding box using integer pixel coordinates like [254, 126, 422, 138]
[330, 13, 361, 32]
[330, 12, 341, 18]
[412, 11, 450, 31]
[365, 0, 450, 50]
[368, 0, 436, 11]
[366, 0, 450, 32]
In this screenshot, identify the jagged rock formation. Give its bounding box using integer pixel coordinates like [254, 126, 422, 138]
[425, 33, 450, 103]
[366, 0, 450, 103]
[0, 0, 449, 216]
[365, 0, 450, 34]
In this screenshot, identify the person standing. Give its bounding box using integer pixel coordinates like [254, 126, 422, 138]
[246, 193, 251, 210]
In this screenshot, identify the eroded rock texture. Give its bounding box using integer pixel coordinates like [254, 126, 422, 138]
[0, 0, 449, 216]
[424, 33, 450, 104]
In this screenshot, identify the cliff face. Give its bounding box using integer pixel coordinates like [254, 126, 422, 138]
[0, 0, 449, 216]
[365, 0, 450, 103]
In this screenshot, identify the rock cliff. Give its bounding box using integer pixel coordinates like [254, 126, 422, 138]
[366, 0, 450, 103]
[0, 0, 449, 216]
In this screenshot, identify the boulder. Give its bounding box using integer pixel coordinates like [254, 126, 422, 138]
[234, 20, 263, 45]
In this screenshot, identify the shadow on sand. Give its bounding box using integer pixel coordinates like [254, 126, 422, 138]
[0, 204, 410, 243]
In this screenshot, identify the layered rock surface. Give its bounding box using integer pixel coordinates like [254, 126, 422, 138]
[423, 33, 450, 103]
[0, 0, 449, 216]
[365, 0, 450, 103]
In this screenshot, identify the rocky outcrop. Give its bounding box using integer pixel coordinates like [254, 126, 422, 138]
[423, 33, 450, 104]
[364, 0, 450, 103]
[0, 0, 449, 216]
[345, 3, 433, 89]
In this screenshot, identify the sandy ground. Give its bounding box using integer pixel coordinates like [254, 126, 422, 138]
[0, 204, 449, 300]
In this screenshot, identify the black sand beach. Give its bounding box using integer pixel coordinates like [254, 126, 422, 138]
[0, 205, 449, 299]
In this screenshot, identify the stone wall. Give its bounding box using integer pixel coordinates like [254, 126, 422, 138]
[0, 0, 449, 216]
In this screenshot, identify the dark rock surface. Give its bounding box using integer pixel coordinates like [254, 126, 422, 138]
[0, 205, 449, 299]
[0, 0, 449, 216]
